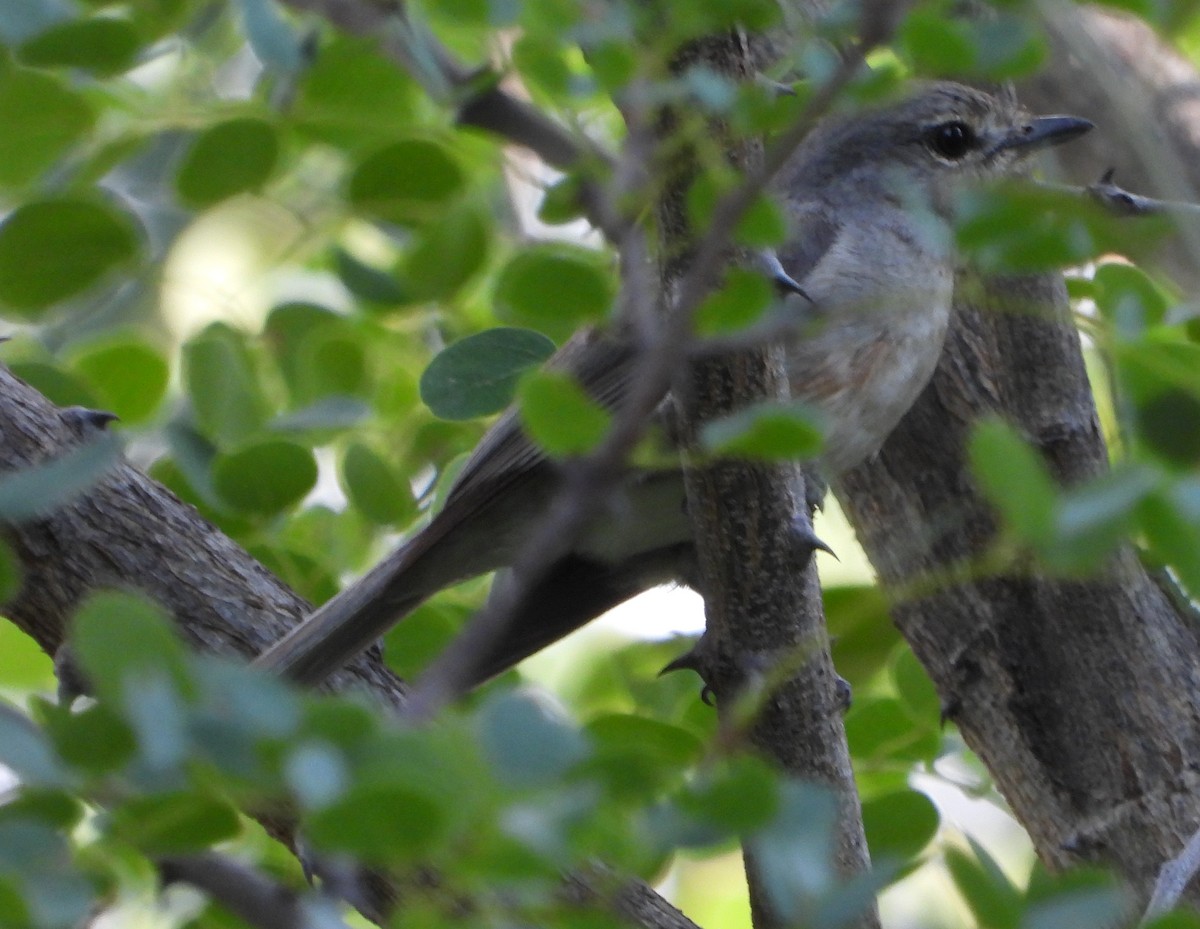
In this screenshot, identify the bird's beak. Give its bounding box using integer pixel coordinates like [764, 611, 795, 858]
[993, 115, 1094, 155]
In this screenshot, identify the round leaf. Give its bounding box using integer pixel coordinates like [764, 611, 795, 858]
[304, 785, 446, 862]
[862, 789, 939, 861]
[341, 442, 414, 525]
[477, 690, 590, 788]
[420, 327, 555, 420]
[404, 205, 490, 301]
[518, 370, 611, 456]
[111, 792, 241, 854]
[213, 440, 318, 516]
[0, 69, 94, 188]
[176, 118, 280, 207]
[702, 399, 824, 460]
[494, 245, 614, 341]
[0, 198, 139, 312]
[71, 338, 169, 424]
[19, 17, 141, 75]
[347, 138, 465, 225]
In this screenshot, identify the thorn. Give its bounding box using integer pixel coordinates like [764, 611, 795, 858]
[757, 249, 812, 302]
[833, 676, 852, 713]
[940, 695, 961, 728]
[54, 644, 88, 707]
[660, 643, 717, 706]
[60, 407, 120, 432]
[660, 647, 704, 677]
[790, 517, 837, 561]
[295, 837, 318, 887]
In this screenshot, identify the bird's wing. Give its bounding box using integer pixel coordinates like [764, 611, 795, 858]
[442, 200, 840, 521]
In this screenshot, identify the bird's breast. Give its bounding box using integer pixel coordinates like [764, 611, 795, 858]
[787, 251, 955, 474]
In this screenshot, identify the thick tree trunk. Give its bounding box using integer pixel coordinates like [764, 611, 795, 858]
[838, 270, 1200, 899]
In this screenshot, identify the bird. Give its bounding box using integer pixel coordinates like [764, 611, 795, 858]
[255, 82, 1092, 688]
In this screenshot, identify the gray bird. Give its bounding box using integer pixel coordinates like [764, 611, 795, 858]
[256, 82, 1091, 687]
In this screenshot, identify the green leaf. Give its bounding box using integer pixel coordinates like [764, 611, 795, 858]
[72, 591, 190, 709]
[19, 17, 141, 75]
[477, 690, 590, 788]
[292, 326, 368, 402]
[890, 648, 940, 725]
[293, 37, 419, 148]
[183, 325, 270, 445]
[0, 198, 139, 313]
[0, 817, 93, 929]
[702, 400, 823, 460]
[0, 432, 122, 522]
[584, 713, 700, 797]
[110, 792, 241, 854]
[945, 839, 1022, 929]
[333, 248, 407, 305]
[39, 701, 136, 775]
[237, 0, 303, 73]
[823, 585, 901, 686]
[341, 442, 414, 525]
[956, 183, 1160, 273]
[968, 418, 1057, 547]
[70, 338, 169, 424]
[0, 68, 94, 188]
[6, 361, 95, 408]
[0, 611, 52, 690]
[1093, 262, 1170, 339]
[382, 601, 464, 680]
[694, 269, 773, 337]
[0, 787, 82, 830]
[176, 118, 280, 207]
[270, 396, 370, 434]
[304, 784, 446, 862]
[749, 781, 838, 923]
[1049, 464, 1156, 571]
[403, 204, 490, 301]
[1137, 389, 1200, 466]
[844, 697, 939, 764]
[899, 10, 976, 73]
[347, 138, 465, 225]
[0, 703, 66, 787]
[674, 755, 778, 832]
[736, 194, 787, 247]
[1023, 878, 1127, 929]
[212, 439, 317, 516]
[538, 174, 588, 225]
[494, 245, 614, 342]
[861, 789, 938, 861]
[518, 370, 612, 456]
[420, 327, 555, 420]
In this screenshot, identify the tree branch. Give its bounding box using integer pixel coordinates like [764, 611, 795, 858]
[159, 853, 349, 929]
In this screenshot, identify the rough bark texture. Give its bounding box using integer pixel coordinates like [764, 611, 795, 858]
[680, 349, 876, 929]
[837, 270, 1200, 899]
[829, 4, 1200, 900]
[0, 367, 405, 709]
[0, 367, 695, 929]
[661, 31, 876, 929]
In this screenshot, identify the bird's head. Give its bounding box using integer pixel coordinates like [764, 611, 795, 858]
[781, 81, 1092, 215]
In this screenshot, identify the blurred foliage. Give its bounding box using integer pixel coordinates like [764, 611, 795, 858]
[0, 0, 1193, 927]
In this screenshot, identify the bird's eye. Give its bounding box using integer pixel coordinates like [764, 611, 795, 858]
[926, 120, 977, 160]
